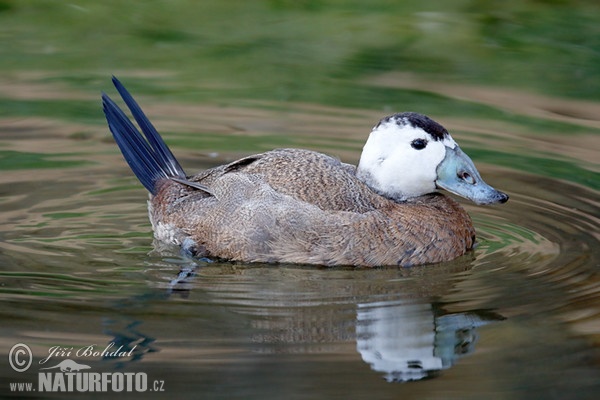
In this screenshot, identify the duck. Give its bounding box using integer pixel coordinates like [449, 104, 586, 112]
[102, 77, 508, 267]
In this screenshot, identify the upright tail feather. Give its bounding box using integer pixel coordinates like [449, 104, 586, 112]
[102, 76, 186, 195]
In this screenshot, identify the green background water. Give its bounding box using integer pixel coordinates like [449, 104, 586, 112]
[0, 1, 599, 399]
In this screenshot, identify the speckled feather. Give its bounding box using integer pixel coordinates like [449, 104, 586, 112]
[149, 149, 475, 267]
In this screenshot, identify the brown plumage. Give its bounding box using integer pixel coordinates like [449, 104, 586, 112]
[103, 77, 507, 268]
[149, 149, 475, 267]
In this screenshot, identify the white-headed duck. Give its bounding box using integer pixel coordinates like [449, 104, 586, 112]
[103, 77, 507, 267]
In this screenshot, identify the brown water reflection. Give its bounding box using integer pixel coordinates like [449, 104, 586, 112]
[164, 260, 506, 382]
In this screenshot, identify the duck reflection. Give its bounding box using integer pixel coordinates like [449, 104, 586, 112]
[160, 258, 505, 383]
[357, 300, 503, 382]
[101, 319, 158, 368]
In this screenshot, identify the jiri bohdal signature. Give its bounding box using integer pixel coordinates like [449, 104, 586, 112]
[39, 343, 136, 365]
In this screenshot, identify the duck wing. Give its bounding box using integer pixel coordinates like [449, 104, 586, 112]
[188, 148, 386, 213]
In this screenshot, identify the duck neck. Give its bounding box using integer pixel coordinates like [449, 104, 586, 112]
[356, 165, 412, 202]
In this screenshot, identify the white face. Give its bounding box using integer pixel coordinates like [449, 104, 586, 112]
[357, 116, 457, 201]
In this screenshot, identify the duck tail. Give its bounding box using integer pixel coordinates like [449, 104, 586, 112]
[102, 76, 186, 195]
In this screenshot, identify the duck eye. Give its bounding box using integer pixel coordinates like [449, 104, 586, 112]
[459, 171, 475, 184]
[411, 138, 428, 150]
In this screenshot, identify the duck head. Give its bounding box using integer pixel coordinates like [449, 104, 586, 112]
[356, 113, 508, 205]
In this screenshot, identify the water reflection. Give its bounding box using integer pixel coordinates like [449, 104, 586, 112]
[158, 257, 504, 383]
[357, 300, 503, 382]
[101, 319, 158, 368]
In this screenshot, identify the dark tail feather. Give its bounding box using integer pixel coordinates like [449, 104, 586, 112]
[102, 76, 186, 194]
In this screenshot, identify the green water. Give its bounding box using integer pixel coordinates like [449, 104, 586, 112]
[0, 1, 599, 399]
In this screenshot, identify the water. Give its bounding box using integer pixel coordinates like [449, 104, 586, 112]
[1, 2, 600, 399]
